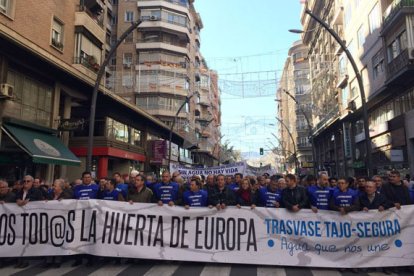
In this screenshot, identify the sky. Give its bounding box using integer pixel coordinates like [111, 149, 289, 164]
[194, 0, 304, 158]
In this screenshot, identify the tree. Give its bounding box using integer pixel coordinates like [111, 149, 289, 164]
[220, 140, 242, 164]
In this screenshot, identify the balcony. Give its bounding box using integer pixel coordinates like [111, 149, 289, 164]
[385, 48, 414, 85]
[136, 104, 188, 118]
[136, 40, 189, 56]
[73, 55, 100, 73]
[383, 0, 414, 32]
[75, 5, 105, 44]
[135, 82, 189, 97]
[332, 0, 344, 25]
[139, 17, 190, 40]
[135, 62, 188, 75]
[138, 0, 189, 16]
[199, 95, 210, 106]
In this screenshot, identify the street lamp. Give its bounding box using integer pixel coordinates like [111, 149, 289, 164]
[274, 117, 299, 175]
[86, 20, 142, 171]
[283, 89, 317, 175]
[167, 91, 199, 169]
[289, 7, 373, 177]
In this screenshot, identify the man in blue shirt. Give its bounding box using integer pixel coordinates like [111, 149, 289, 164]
[258, 175, 282, 208]
[114, 172, 128, 198]
[101, 179, 124, 201]
[73, 171, 99, 200]
[308, 173, 332, 213]
[72, 171, 99, 267]
[329, 178, 360, 215]
[153, 171, 180, 206]
[183, 178, 208, 208]
[229, 173, 243, 192]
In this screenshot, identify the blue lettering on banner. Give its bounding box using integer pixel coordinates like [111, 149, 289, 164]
[264, 219, 401, 239]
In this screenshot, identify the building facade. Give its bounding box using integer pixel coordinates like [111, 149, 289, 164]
[108, 0, 221, 167]
[278, 40, 313, 175]
[0, 0, 187, 183]
[298, 0, 414, 177]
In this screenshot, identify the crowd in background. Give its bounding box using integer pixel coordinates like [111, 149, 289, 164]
[0, 169, 413, 272]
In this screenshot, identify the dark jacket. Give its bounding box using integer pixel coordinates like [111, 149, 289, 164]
[282, 185, 309, 210]
[16, 188, 43, 202]
[381, 182, 412, 206]
[209, 186, 236, 206]
[359, 192, 392, 210]
[0, 191, 16, 203]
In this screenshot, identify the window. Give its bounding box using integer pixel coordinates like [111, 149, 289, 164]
[0, 0, 8, 12]
[122, 73, 133, 88]
[6, 70, 53, 127]
[110, 15, 117, 26]
[0, 0, 13, 16]
[344, 3, 352, 27]
[51, 17, 64, 50]
[123, 53, 133, 66]
[357, 25, 365, 49]
[125, 11, 134, 22]
[387, 31, 407, 62]
[107, 118, 142, 146]
[372, 49, 384, 80]
[368, 3, 380, 34]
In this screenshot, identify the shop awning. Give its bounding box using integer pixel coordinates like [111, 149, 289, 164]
[1, 124, 81, 166]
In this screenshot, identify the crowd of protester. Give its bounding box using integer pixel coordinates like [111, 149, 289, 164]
[0, 169, 413, 272]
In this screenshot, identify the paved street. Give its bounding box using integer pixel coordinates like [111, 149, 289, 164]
[0, 259, 412, 276]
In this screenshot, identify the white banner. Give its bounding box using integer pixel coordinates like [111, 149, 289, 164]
[170, 162, 246, 179]
[1, 200, 414, 268]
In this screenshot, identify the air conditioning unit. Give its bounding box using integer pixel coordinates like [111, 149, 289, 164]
[149, 15, 158, 21]
[0, 83, 14, 98]
[408, 47, 414, 60]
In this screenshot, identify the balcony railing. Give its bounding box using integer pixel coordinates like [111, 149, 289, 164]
[137, 39, 188, 49]
[77, 5, 104, 27]
[140, 16, 190, 30]
[73, 55, 100, 72]
[139, 0, 189, 8]
[383, 0, 414, 25]
[387, 48, 409, 77]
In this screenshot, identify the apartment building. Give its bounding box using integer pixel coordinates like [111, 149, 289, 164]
[110, 0, 221, 167]
[278, 41, 313, 175]
[0, 0, 187, 182]
[300, 0, 414, 177]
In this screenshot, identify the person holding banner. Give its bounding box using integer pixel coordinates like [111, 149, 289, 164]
[282, 174, 309, 212]
[0, 179, 15, 204]
[329, 178, 360, 215]
[153, 171, 180, 206]
[308, 173, 332, 213]
[381, 170, 412, 209]
[183, 178, 208, 209]
[113, 172, 128, 199]
[209, 174, 236, 209]
[258, 175, 282, 208]
[101, 179, 125, 201]
[359, 181, 391, 212]
[128, 174, 153, 203]
[72, 171, 99, 267]
[235, 178, 257, 209]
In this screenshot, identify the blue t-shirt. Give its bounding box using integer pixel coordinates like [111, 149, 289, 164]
[229, 183, 240, 192]
[409, 188, 414, 202]
[332, 188, 357, 207]
[153, 182, 180, 204]
[258, 187, 282, 208]
[73, 183, 99, 200]
[115, 183, 129, 198]
[308, 185, 332, 210]
[101, 189, 121, 201]
[183, 190, 208, 207]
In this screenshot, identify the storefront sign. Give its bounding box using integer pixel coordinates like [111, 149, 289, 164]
[390, 149, 404, 162]
[58, 118, 86, 131]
